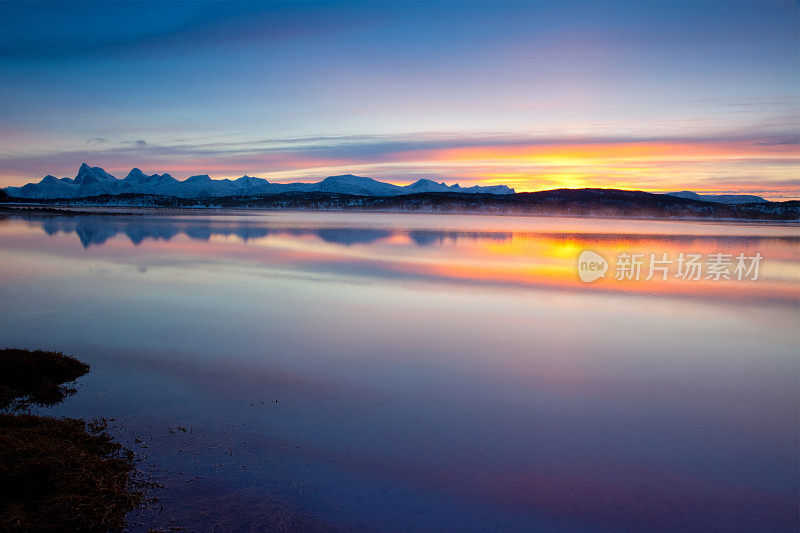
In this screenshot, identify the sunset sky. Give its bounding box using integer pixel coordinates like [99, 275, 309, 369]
[0, 1, 797, 199]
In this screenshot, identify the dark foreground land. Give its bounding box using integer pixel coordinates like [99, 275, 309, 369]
[0, 349, 144, 532]
[0, 349, 336, 532]
[2, 188, 798, 220]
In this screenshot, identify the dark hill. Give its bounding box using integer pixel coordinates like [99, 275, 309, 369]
[1, 188, 797, 221]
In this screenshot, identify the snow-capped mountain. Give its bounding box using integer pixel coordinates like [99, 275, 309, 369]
[5, 164, 515, 199]
[666, 191, 768, 204]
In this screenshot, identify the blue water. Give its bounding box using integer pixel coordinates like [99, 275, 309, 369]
[0, 211, 797, 531]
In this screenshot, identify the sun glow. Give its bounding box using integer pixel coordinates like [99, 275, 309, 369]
[396, 140, 800, 197]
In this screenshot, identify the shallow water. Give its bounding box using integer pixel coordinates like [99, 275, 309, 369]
[0, 211, 798, 531]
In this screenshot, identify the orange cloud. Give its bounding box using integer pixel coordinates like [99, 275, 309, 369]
[384, 140, 799, 198]
[3, 136, 797, 199]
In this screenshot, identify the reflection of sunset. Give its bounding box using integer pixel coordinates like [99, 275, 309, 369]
[2, 214, 797, 306]
[2, 2, 798, 531]
[1, 210, 798, 533]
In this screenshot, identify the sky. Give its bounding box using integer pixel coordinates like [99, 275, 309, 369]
[0, 1, 797, 199]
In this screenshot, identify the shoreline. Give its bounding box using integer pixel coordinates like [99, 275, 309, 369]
[2, 204, 799, 226]
[0, 349, 148, 532]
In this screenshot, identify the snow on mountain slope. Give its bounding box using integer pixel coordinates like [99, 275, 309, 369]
[4, 164, 516, 199]
[311, 175, 404, 196]
[666, 191, 768, 204]
[406, 179, 453, 193]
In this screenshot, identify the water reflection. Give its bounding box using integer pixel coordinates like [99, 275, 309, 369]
[2, 211, 798, 306]
[0, 211, 797, 531]
[18, 213, 513, 248]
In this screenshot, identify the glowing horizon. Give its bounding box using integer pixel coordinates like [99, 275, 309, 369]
[3, 134, 796, 200]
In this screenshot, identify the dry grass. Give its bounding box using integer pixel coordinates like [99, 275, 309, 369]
[0, 415, 144, 531]
[0, 348, 147, 531]
[0, 348, 90, 410]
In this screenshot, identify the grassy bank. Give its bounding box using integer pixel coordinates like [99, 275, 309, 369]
[0, 349, 144, 532]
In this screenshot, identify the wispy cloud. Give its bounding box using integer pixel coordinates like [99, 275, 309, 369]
[1, 130, 798, 199]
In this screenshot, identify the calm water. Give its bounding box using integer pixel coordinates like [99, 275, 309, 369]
[0, 210, 798, 531]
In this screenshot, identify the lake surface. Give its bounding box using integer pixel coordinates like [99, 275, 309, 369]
[0, 210, 798, 531]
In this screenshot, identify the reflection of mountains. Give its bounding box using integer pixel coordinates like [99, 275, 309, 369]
[24, 215, 514, 248]
[11, 214, 797, 249]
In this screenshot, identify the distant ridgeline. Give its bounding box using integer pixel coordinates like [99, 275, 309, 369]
[2, 164, 797, 220]
[4, 163, 515, 199]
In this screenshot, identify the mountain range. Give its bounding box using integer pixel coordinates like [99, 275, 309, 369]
[4, 163, 516, 199]
[3, 164, 779, 209]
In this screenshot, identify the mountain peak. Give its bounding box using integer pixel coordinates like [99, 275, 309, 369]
[666, 190, 767, 204]
[185, 174, 212, 183]
[4, 167, 516, 199]
[125, 168, 148, 181]
[75, 163, 116, 185]
[406, 178, 451, 193]
[235, 175, 267, 185]
[322, 174, 376, 183]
